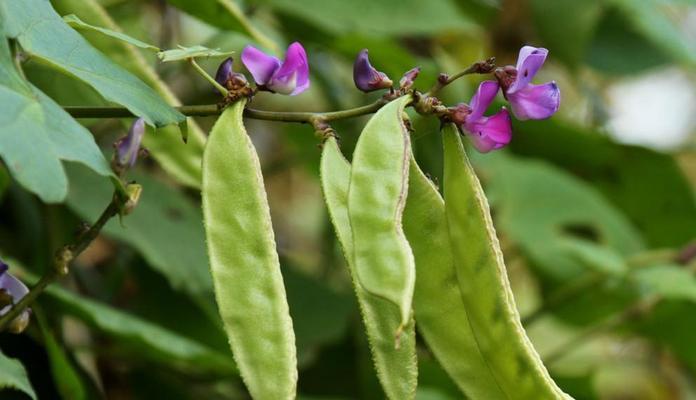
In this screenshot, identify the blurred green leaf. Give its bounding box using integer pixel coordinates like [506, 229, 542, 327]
[256, 0, 477, 36]
[42, 283, 236, 374]
[0, 351, 36, 400]
[283, 267, 353, 365]
[530, 0, 604, 67]
[63, 14, 160, 51]
[165, 0, 278, 52]
[0, 350, 36, 400]
[559, 239, 628, 277]
[0, 35, 113, 203]
[0, 0, 184, 127]
[610, 0, 696, 67]
[53, 0, 207, 188]
[476, 152, 644, 281]
[510, 119, 696, 249]
[65, 164, 213, 296]
[633, 264, 696, 301]
[157, 45, 233, 62]
[635, 301, 696, 371]
[36, 312, 87, 400]
[587, 9, 668, 74]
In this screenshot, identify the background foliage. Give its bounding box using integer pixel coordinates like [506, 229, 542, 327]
[0, 0, 695, 399]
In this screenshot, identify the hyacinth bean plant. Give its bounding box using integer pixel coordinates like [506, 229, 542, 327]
[1, 1, 694, 399]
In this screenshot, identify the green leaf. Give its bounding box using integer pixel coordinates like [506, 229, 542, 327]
[40, 283, 236, 374]
[442, 124, 568, 399]
[476, 151, 644, 282]
[0, 34, 113, 203]
[510, 118, 693, 249]
[202, 101, 297, 400]
[63, 14, 160, 51]
[0, 350, 36, 400]
[36, 311, 87, 400]
[320, 137, 417, 400]
[404, 158, 506, 398]
[558, 239, 628, 277]
[530, 0, 603, 67]
[0, 0, 184, 127]
[157, 45, 234, 62]
[164, 0, 279, 53]
[258, 0, 477, 36]
[348, 96, 415, 330]
[64, 164, 213, 296]
[52, 0, 206, 188]
[610, 0, 696, 67]
[633, 265, 696, 301]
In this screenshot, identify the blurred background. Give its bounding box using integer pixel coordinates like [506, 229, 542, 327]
[1, 0, 695, 399]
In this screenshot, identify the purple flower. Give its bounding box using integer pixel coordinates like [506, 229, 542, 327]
[452, 81, 512, 153]
[241, 42, 309, 95]
[215, 57, 234, 88]
[496, 46, 560, 120]
[0, 259, 31, 334]
[115, 118, 146, 169]
[353, 49, 392, 92]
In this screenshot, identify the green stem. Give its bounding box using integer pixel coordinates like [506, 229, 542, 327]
[0, 194, 122, 331]
[426, 57, 497, 97]
[218, 0, 278, 54]
[189, 58, 228, 97]
[63, 98, 390, 123]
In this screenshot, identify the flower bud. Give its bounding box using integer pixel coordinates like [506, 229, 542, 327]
[215, 57, 234, 88]
[353, 49, 393, 92]
[399, 67, 421, 91]
[114, 118, 146, 173]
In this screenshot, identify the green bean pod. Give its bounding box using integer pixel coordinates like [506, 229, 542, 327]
[442, 124, 570, 399]
[320, 136, 417, 400]
[403, 157, 506, 399]
[202, 100, 297, 400]
[347, 95, 415, 329]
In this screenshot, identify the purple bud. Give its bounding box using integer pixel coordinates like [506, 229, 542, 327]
[399, 67, 421, 91]
[241, 42, 310, 95]
[497, 46, 560, 120]
[115, 118, 146, 169]
[215, 57, 234, 88]
[0, 259, 31, 334]
[353, 49, 393, 92]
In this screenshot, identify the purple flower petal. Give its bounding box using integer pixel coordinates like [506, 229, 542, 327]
[508, 81, 560, 120]
[0, 270, 29, 316]
[117, 118, 146, 168]
[215, 57, 234, 87]
[463, 108, 512, 153]
[353, 49, 392, 92]
[468, 80, 500, 121]
[268, 42, 309, 95]
[508, 46, 548, 94]
[241, 45, 281, 85]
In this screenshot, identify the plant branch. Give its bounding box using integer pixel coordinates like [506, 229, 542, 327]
[426, 57, 497, 97]
[63, 98, 391, 123]
[0, 193, 122, 331]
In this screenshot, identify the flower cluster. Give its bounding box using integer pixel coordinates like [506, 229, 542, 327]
[215, 42, 559, 153]
[0, 259, 30, 333]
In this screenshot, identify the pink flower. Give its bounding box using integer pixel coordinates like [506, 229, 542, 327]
[241, 42, 309, 95]
[451, 81, 512, 153]
[496, 46, 560, 120]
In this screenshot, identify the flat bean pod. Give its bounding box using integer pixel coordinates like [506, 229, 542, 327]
[347, 95, 415, 328]
[403, 157, 506, 399]
[320, 136, 417, 400]
[442, 124, 570, 400]
[202, 100, 297, 400]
